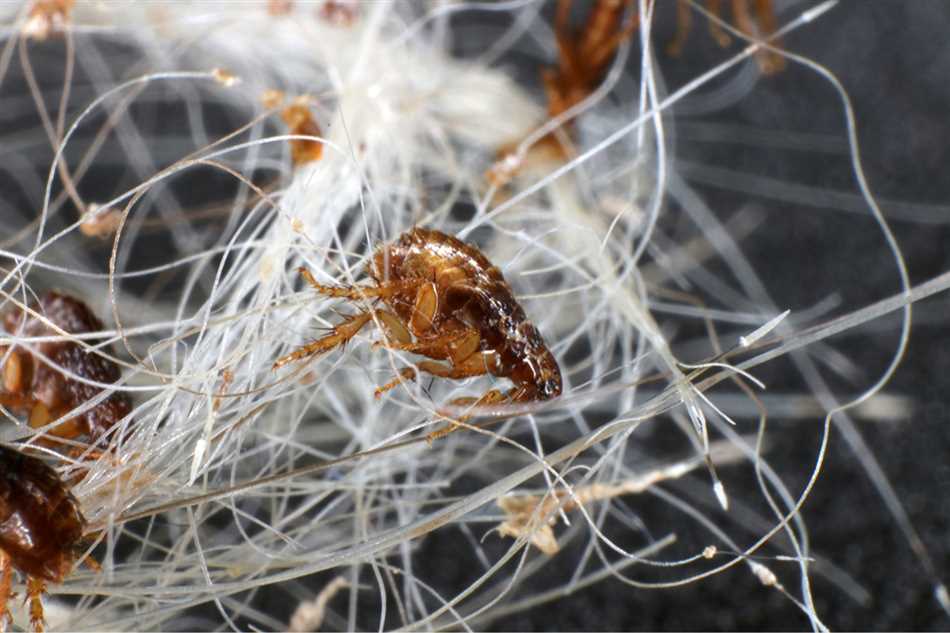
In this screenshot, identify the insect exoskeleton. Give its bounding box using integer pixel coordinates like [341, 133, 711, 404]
[0, 291, 132, 450]
[0, 443, 95, 632]
[274, 228, 562, 436]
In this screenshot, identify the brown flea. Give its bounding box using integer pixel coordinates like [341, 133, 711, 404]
[0, 444, 90, 631]
[490, 0, 639, 182]
[274, 228, 562, 437]
[23, 0, 74, 41]
[0, 292, 131, 447]
[280, 98, 324, 167]
[669, 0, 784, 75]
[489, 0, 784, 185]
[318, 0, 359, 27]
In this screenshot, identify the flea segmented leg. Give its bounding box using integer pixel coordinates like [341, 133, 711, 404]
[585, 3, 640, 74]
[373, 329, 482, 397]
[541, 67, 570, 122]
[65, 444, 108, 465]
[0, 553, 12, 630]
[273, 311, 374, 369]
[548, 0, 639, 117]
[668, 0, 781, 74]
[667, 0, 693, 56]
[377, 328, 480, 364]
[731, 0, 756, 40]
[707, 0, 732, 47]
[553, 0, 583, 89]
[751, 0, 783, 73]
[670, 0, 731, 56]
[427, 387, 522, 442]
[552, 0, 639, 110]
[297, 267, 416, 301]
[412, 352, 496, 382]
[579, 0, 638, 56]
[80, 553, 101, 574]
[442, 387, 510, 415]
[731, 0, 783, 74]
[27, 577, 45, 633]
[753, 0, 777, 33]
[375, 351, 494, 402]
[373, 333, 486, 398]
[374, 367, 417, 398]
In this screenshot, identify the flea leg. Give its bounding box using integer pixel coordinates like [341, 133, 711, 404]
[27, 577, 45, 633]
[379, 352, 493, 401]
[442, 387, 512, 415]
[542, 67, 570, 120]
[554, 0, 578, 79]
[0, 553, 12, 631]
[670, 0, 731, 55]
[65, 445, 106, 462]
[413, 351, 497, 382]
[80, 553, 101, 573]
[374, 367, 417, 398]
[373, 329, 481, 397]
[419, 352, 507, 441]
[377, 328, 480, 364]
[707, 0, 732, 47]
[273, 311, 373, 369]
[297, 266, 416, 301]
[586, 2, 640, 75]
[752, 0, 784, 74]
[731, 0, 755, 37]
[667, 0, 693, 56]
[731, 0, 783, 74]
[427, 386, 529, 442]
[753, 0, 778, 37]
